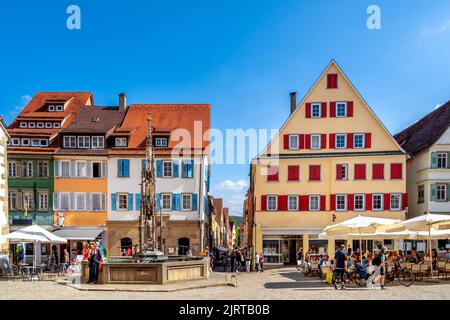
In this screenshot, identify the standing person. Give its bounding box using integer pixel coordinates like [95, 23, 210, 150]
[90, 243, 103, 285]
[230, 249, 236, 272]
[126, 246, 132, 256]
[87, 243, 95, 284]
[259, 253, 265, 272]
[297, 247, 304, 270]
[63, 249, 70, 272]
[347, 245, 352, 257]
[235, 250, 241, 272]
[82, 243, 89, 261]
[373, 243, 387, 290]
[255, 252, 260, 272]
[334, 244, 348, 290]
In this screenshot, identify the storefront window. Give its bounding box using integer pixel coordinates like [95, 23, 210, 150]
[262, 239, 281, 264]
[309, 239, 328, 254]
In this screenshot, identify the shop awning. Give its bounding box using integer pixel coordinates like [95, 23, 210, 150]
[52, 226, 105, 241]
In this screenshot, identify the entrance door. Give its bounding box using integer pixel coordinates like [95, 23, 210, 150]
[289, 240, 297, 264]
[178, 238, 190, 255]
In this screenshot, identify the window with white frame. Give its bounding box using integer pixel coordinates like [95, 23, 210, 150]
[91, 136, 104, 149]
[336, 102, 347, 117]
[372, 194, 383, 211]
[37, 122, 44, 128]
[437, 153, 448, 169]
[76, 161, 87, 177]
[289, 135, 299, 150]
[61, 161, 71, 177]
[354, 134, 365, 149]
[340, 164, 348, 180]
[390, 193, 401, 211]
[23, 192, 34, 210]
[161, 194, 172, 210]
[63, 136, 76, 148]
[19, 122, 27, 128]
[38, 193, 47, 210]
[28, 122, 35, 128]
[267, 195, 278, 211]
[288, 195, 298, 211]
[8, 192, 18, 210]
[53, 122, 61, 128]
[39, 139, 48, 146]
[182, 194, 192, 211]
[48, 105, 55, 111]
[78, 136, 90, 148]
[55, 105, 63, 111]
[436, 184, 447, 201]
[11, 138, 20, 146]
[335, 134, 347, 149]
[118, 193, 128, 210]
[354, 194, 365, 211]
[311, 103, 321, 118]
[8, 162, 17, 177]
[418, 185, 424, 204]
[37, 161, 48, 178]
[45, 123, 52, 128]
[31, 139, 41, 147]
[115, 137, 127, 147]
[60, 193, 70, 211]
[91, 193, 104, 211]
[92, 162, 103, 178]
[155, 137, 168, 147]
[21, 138, 30, 146]
[309, 195, 320, 211]
[162, 161, 173, 177]
[24, 162, 33, 177]
[311, 135, 321, 150]
[336, 194, 347, 211]
[75, 193, 86, 211]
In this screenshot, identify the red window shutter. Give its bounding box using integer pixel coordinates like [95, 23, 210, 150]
[402, 193, 408, 210]
[309, 165, 321, 181]
[267, 166, 279, 181]
[330, 102, 336, 117]
[330, 194, 336, 211]
[329, 134, 335, 148]
[320, 195, 326, 211]
[279, 195, 288, 211]
[365, 133, 371, 148]
[321, 103, 327, 118]
[354, 164, 366, 180]
[261, 195, 267, 211]
[348, 194, 354, 211]
[300, 195, 309, 211]
[305, 134, 311, 149]
[347, 133, 354, 149]
[327, 74, 338, 89]
[283, 135, 290, 150]
[384, 193, 391, 211]
[347, 101, 354, 117]
[366, 194, 372, 211]
[390, 163, 403, 179]
[321, 134, 327, 149]
[288, 166, 299, 181]
[336, 164, 343, 180]
[299, 134, 305, 149]
[305, 103, 311, 118]
[372, 164, 384, 180]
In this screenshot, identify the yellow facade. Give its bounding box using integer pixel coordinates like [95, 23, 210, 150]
[252, 61, 407, 266]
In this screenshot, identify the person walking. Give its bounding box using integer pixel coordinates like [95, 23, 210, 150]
[334, 244, 347, 290]
[235, 250, 241, 272]
[240, 250, 245, 272]
[87, 243, 95, 284]
[373, 243, 387, 290]
[63, 249, 70, 272]
[259, 253, 265, 272]
[230, 249, 236, 272]
[255, 253, 260, 272]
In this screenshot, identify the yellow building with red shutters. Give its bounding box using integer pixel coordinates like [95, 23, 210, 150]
[248, 61, 408, 267]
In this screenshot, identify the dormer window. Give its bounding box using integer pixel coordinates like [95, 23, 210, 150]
[92, 136, 104, 149]
[48, 105, 55, 111]
[155, 137, 168, 147]
[78, 136, 90, 149]
[63, 136, 76, 148]
[53, 122, 61, 128]
[11, 138, 20, 146]
[28, 122, 35, 128]
[55, 105, 64, 111]
[21, 138, 30, 146]
[19, 122, 27, 128]
[115, 137, 127, 147]
[37, 122, 44, 128]
[45, 123, 52, 128]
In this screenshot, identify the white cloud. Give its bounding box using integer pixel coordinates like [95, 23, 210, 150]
[213, 179, 248, 192]
[6, 94, 32, 124]
[421, 20, 450, 37]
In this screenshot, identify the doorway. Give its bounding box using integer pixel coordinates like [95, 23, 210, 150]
[178, 237, 190, 255]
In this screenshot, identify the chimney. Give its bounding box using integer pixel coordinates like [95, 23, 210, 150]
[290, 92, 297, 114]
[119, 93, 127, 108]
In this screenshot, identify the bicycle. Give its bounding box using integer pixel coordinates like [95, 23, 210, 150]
[385, 261, 414, 287]
[333, 264, 368, 289]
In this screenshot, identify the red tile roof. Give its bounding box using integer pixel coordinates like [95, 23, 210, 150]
[115, 104, 210, 151]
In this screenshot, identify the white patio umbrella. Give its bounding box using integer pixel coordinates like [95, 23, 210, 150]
[1, 225, 67, 267]
[384, 213, 450, 277]
[322, 216, 401, 264]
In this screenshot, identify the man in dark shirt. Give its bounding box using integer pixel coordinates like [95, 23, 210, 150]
[334, 244, 348, 289]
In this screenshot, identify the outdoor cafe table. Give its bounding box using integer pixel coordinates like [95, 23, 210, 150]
[22, 265, 42, 281]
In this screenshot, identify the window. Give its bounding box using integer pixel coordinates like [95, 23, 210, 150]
[24, 162, 33, 177]
[155, 137, 168, 147]
[390, 163, 403, 179]
[23, 192, 34, 210]
[354, 134, 365, 149]
[37, 161, 48, 178]
[19, 122, 27, 128]
[37, 193, 48, 211]
[55, 105, 63, 111]
[336, 164, 348, 180]
[311, 135, 321, 149]
[60, 193, 70, 211]
[336, 102, 347, 117]
[181, 160, 194, 178]
[287, 165, 299, 181]
[21, 138, 30, 146]
[182, 194, 192, 211]
[64, 136, 76, 148]
[37, 122, 44, 128]
[28, 122, 35, 128]
[53, 123, 61, 128]
[31, 139, 41, 146]
[78, 136, 90, 148]
[354, 164, 366, 180]
[92, 136, 104, 149]
[309, 165, 321, 181]
[437, 153, 448, 169]
[311, 103, 321, 118]
[8, 192, 18, 210]
[115, 137, 127, 147]
[335, 134, 347, 149]
[117, 159, 130, 177]
[91, 193, 104, 211]
[436, 184, 447, 201]
[163, 161, 173, 177]
[267, 195, 278, 211]
[289, 135, 299, 149]
[354, 194, 365, 211]
[288, 195, 298, 211]
[76, 161, 87, 177]
[118, 193, 128, 210]
[336, 194, 347, 211]
[418, 185, 424, 204]
[161, 194, 172, 210]
[372, 163, 384, 180]
[45, 123, 52, 128]
[309, 195, 320, 211]
[75, 193, 86, 211]
[372, 194, 383, 211]
[48, 105, 55, 111]
[11, 138, 20, 146]
[92, 162, 103, 178]
[390, 193, 401, 211]
[61, 161, 71, 177]
[327, 74, 338, 89]
[8, 162, 17, 177]
[39, 139, 48, 146]
[267, 166, 279, 181]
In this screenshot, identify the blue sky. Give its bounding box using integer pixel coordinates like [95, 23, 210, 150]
[1, 1, 450, 215]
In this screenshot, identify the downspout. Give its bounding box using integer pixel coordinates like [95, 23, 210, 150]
[198, 157, 204, 252]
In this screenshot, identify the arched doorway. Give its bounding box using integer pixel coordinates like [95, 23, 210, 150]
[120, 237, 132, 255]
[178, 237, 190, 255]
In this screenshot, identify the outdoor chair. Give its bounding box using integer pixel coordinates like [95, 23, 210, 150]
[406, 263, 413, 270]
[419, 264, 430, 279]
[310, 263, 319, 277]
[445, 263, 450, 280]
[437, 261, 446, 279]
[411, 264, 421, 280]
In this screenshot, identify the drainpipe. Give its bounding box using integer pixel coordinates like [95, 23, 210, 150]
[198, 157, 204, 252]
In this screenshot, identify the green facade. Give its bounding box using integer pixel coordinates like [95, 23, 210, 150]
[8, 154, 54, 226]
